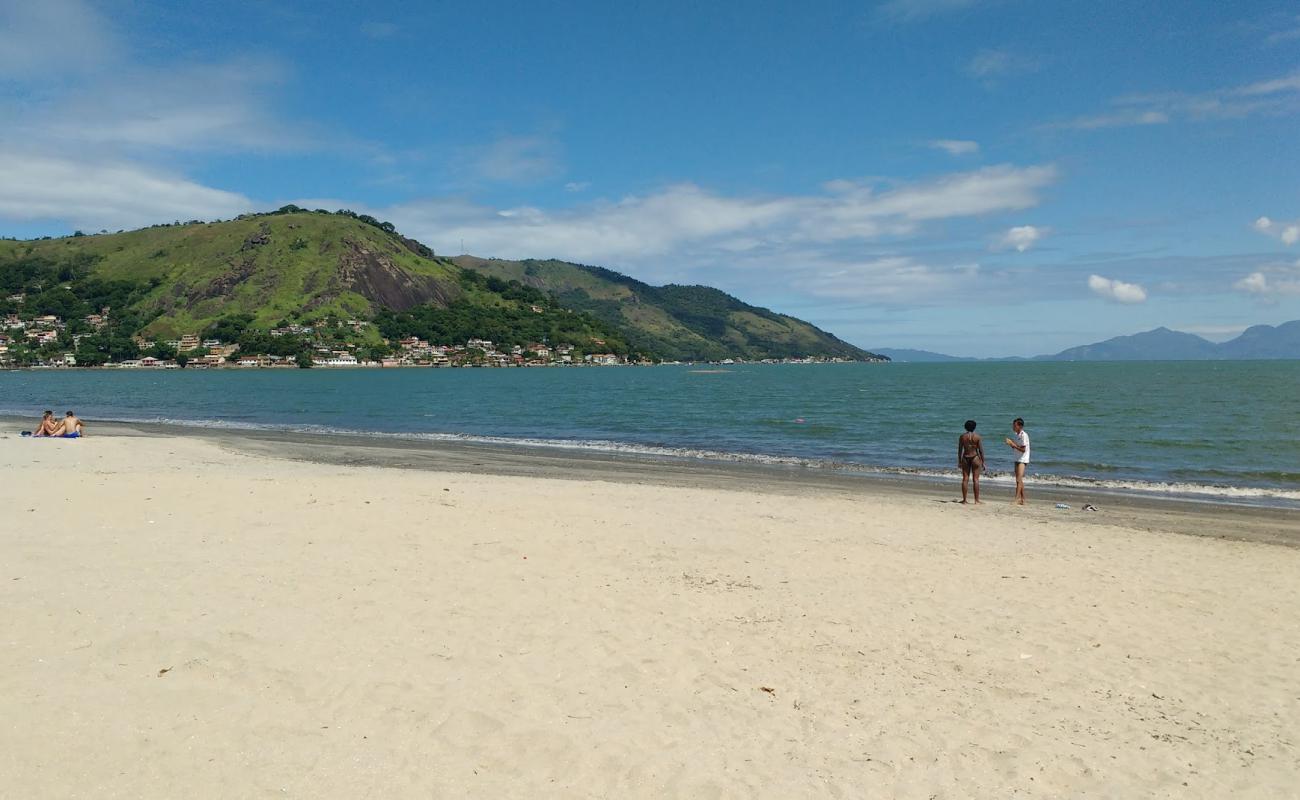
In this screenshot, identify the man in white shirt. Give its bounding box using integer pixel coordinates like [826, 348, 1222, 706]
[1005, 417, 1030, 505]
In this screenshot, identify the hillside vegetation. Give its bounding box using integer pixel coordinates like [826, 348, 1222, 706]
[453, 256, 877, 361]
[0, 209, 466, 337]
[0, 209, 881, 363]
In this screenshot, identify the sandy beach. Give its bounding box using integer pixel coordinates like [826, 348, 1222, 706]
[2, 426, 1298, 798]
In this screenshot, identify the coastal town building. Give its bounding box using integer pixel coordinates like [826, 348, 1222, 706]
[271, 324, 314, 337]
[314, 353, 359, 367]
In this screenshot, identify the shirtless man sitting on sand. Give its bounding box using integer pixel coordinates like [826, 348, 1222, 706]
[53, 411, 85, 438]
[32, 410, 59, 437]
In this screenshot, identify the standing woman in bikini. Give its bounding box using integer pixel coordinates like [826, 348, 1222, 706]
[958, 419, 985, 504]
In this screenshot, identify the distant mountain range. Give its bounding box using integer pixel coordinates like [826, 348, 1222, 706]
[875, 321, 1300, 362]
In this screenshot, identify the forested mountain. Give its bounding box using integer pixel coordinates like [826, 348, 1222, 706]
[453, 256, 880, 361]
[0, 209, 880, 364]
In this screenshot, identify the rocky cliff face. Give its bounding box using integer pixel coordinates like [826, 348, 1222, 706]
[335, 239, 461, 311]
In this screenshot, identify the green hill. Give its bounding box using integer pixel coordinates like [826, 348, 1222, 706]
[0, 209, 881, 363]
[452, 256, 880, 361]
[0, 209, 466, 337]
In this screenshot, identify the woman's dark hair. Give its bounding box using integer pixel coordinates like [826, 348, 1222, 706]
[43, 410, 52, 417]
[1013, 417, 1025, 427]
[964, 420, 977, 432]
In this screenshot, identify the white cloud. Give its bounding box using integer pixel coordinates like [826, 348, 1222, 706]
[8, 58, 299, 154]
[1053, 110, 1170, 130]
[966, 48, 1039, 81]
[929, 139, 979, 156]
[1088, 274, 1148, 303]
[0, 151, 252, 231]
[877, 0, 981, 22]
[998, 225, 1046, 252]
[1234, 272, 1270, 294]
[295, 164, 1054, 304]
[1234, 260, 1300, 297]
[564, 181, 591, 193]
[1236, 74, 1300, 96]
[0, 1, 322, 180]
[1049, 71, 1300, 130]
[369, 164, 1057, 267]
[0, 0, 117, 76]
[833, 164, 1057, 222]
[0, 1, 345, 232]
[1267, 19, 1300, 45]
[797, 256, 982, 300]
[360, 21, 400, 39]
[462, 135, 563, 184]
[1253, 215, 1300, 245]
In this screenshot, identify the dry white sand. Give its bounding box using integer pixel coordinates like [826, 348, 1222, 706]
[1, 432, 1298, 798]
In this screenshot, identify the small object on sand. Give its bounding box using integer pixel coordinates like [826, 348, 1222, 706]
[158, 666, 172, 676]
[1055, 503, 1071, 510]
[1082, 504, 1099, 512]
[760, 686, 775, 694]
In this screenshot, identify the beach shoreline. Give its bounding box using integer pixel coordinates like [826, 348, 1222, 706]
[5, 361, 1298, 507]
[5, 414, 1298, 546]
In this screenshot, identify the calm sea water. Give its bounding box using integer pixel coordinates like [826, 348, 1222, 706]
[3, 362, 1298, 504]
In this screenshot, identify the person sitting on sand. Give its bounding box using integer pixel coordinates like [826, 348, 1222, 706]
[53, 411, 85, 438]
[1005, 417, 1030, 505]
[32, 410, 59, 437]
[957, 419, 985, 504]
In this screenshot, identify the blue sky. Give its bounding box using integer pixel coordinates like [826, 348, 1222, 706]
[1, 0, 1298, 356]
